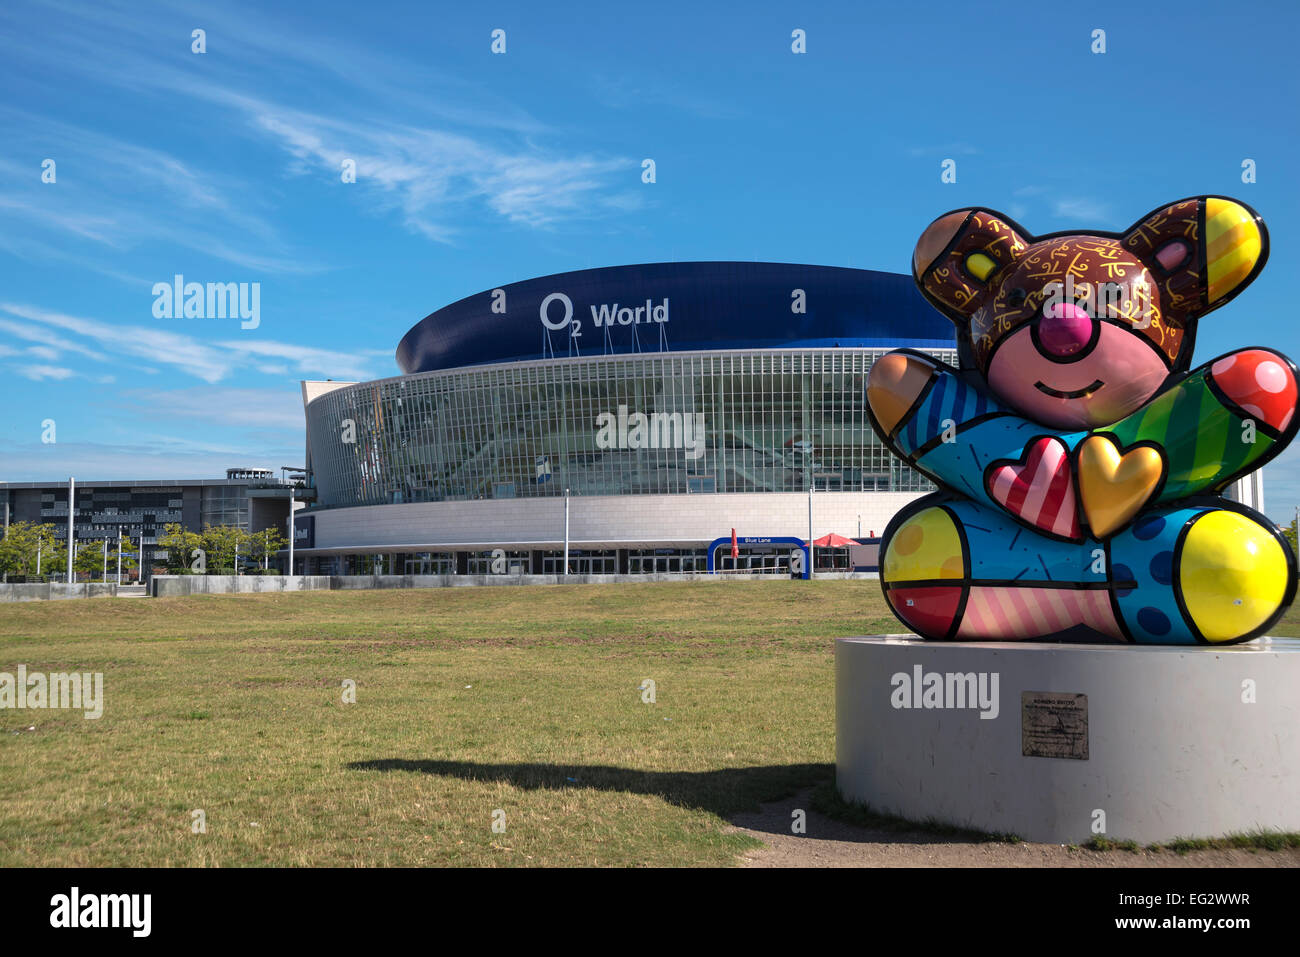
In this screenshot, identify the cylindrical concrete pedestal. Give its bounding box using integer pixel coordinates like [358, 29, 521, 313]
[835, 636, 1300, 844]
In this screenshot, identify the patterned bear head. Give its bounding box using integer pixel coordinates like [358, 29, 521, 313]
[913, 196, 1268, 429]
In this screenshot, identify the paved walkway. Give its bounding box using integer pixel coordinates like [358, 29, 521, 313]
[727, 790, 1300, 868]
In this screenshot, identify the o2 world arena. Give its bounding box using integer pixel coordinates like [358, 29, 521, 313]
[295, 262, 956, 577]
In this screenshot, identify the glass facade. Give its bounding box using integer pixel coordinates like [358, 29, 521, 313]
[307, 348, 956, 508]
[200, 485, 251, 529]
[38, 487, 184, 549]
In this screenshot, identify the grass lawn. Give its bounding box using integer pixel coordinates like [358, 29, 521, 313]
[0, 581, 907, 867]
[2, 583, 1297, 867]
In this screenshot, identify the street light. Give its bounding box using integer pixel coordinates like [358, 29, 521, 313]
[800, 444, 815, 580]
[66, 477, 74, 587]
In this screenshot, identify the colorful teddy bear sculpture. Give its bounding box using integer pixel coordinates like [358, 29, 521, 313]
[867, 196, 1298, 645]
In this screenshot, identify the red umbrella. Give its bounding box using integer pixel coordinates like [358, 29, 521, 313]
[810, 533, 856, 548]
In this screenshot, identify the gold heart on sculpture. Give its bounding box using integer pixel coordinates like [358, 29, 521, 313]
[1077, 435, 1165, 538]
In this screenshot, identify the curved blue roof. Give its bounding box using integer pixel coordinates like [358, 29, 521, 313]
[396, 261, 954, 374]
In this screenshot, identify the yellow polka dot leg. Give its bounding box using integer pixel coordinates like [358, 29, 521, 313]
[881, 504, 968, 639]
[1178, 510, 1292, 643]
[883, 506, 965, 584]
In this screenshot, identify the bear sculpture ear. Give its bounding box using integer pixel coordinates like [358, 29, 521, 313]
[1121, 196, 1268, 324]
[914, 208, 1030, 327]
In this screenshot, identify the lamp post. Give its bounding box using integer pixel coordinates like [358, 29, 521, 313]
[66, 477, 74, 587]
[807, 484, 814, 580]
[563, 488, 570, 576]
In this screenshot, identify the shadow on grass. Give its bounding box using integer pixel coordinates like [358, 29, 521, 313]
[349, 759, 1032, 844]
[348, 758, 833, 829]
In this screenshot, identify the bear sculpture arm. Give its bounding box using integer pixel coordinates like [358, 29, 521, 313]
[866, 350, 1076, 527]
[1097, 347, 1297, 503]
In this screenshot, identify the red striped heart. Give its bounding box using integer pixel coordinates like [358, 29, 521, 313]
[986, 436, 1081, 540]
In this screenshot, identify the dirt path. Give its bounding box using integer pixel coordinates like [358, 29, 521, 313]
[727, 790, 1300, 868]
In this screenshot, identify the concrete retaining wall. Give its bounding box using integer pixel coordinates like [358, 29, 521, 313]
[150, 575, 332, 597]
[0, 582, 120, 602]
[329, 571, 876, 588]
[149, 571, 878, 596]
[7, 571, 878, 601]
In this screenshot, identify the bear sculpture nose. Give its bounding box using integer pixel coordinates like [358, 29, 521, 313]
[1037, 302, 1094, 357]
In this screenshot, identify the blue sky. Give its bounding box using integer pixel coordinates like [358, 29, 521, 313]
[2, 0, 1299, 522]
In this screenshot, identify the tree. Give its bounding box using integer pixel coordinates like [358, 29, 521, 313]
[247, 527, 288, 572]
[0, 521, 57, 578]
[0, 522, 30, 577]
[1284, 517, 1298, 556]
[38, 538, 112, 582]
[201, 524, 248, 575]
[158, 523, 205, 574]
[74, 540, 109, 580]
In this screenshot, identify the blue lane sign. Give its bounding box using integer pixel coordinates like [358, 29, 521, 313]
[705, 535, 809, 580]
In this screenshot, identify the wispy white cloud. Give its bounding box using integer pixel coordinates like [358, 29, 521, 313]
[241, 99, 634, 240]
[0, 436, 297, 483]
[0, 2, 636, 251]
[0, 229, 156, 288]
[0, 195, 121, 245]
[126, 387, 304, 430]
[0, 317, 109, 361]
[0, 302, 380, 384]
[214, 338, 380, 380]
[0, 133, 322, 276]
[13, 364, 76, 381]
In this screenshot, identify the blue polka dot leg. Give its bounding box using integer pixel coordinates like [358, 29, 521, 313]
[1108, 505, 1208, 644]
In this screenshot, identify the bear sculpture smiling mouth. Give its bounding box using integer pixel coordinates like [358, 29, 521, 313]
[1034, 379, 1104, 399]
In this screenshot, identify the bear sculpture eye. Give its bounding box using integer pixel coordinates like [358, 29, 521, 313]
[1007, 288, 1027, 307]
